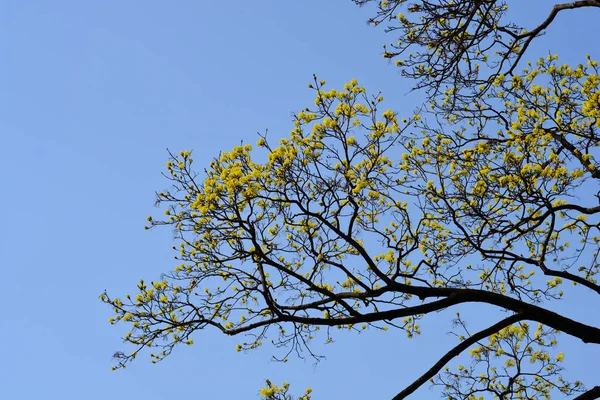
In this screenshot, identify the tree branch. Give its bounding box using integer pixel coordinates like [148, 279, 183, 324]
[574, 385, 600, 400]
[392, 313, 526, 399]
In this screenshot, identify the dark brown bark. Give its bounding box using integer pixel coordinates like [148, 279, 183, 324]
[392, 313, 526, 400]
[574, 386, 600, 400]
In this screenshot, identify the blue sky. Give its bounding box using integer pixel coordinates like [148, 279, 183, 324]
[1, 1, 598, 399]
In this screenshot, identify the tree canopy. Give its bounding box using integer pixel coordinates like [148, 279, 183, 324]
[103, 1, 600, 399]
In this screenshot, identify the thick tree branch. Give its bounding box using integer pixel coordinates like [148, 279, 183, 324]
[223, 285, 600, 346]
[574, 386, 600, 400]
[509, 1, 600, 76]
[392, 313, 526, 399]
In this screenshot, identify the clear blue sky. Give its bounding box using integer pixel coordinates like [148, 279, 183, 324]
[1, 1, 598, 399]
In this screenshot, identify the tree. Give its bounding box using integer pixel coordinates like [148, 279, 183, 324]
[102, 1, 600, 398]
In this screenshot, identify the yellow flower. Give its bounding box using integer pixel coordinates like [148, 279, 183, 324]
[382, 109, 395, 119]
[260, 387, 276, 397]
